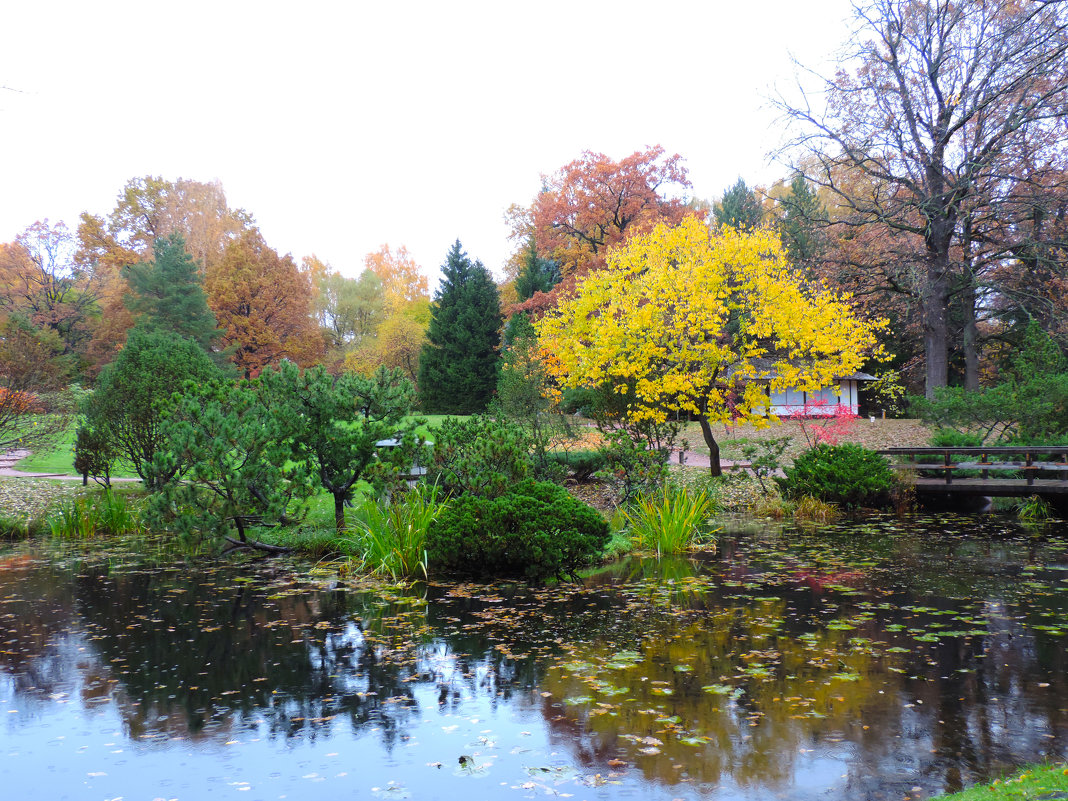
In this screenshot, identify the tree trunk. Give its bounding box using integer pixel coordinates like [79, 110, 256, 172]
[697, 415, 722, 477]
[334, 493, 346, 532]
[961, 279, 980, 392]
[923, 251, 951, 399]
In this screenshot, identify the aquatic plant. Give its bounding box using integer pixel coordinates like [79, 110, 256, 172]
[346, 483, 446, 580]
[1016, 494, 1051, 522]
[791, 495, 841, 524]
[47, 490, 141, 539]
[623, 485, 718, 556]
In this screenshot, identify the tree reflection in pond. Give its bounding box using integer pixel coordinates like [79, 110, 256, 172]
[0, 513, 1065, 801]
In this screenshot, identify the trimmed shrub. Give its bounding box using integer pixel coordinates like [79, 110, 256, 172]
[428, 415, 531, 498]
[777, 444, 894, 508]
[426, 479, 610, 581]
[929, 428, 983, 448]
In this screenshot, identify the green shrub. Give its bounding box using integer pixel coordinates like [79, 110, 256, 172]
[426, 479, 610, 581]
[597, 429, 669, 503]
[345, 483, 446, 580]
[623, 486, 718, 556]
[428, 415, 531, 497]
[543, 450, 606, 482]
[74, 423, 117, 487]
[929, 428, 983, 448]
[83, 326, 225, 488]
[777, 444, 894, 508]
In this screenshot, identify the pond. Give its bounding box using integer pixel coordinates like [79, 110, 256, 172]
[1, 513, 1067, 801]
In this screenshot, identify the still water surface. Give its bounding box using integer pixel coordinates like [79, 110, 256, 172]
[1, 513, 1067, 800]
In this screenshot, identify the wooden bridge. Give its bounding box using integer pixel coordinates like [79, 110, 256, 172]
[878, 447, 1068, 500]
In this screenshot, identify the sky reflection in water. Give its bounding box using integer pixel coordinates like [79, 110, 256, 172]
[1, 512, 1066, 801]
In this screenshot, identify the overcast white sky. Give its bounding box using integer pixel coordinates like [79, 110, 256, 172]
[0, 0, 854, 286]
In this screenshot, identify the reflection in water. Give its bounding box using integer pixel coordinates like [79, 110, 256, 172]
[0, 513, 1065, 800]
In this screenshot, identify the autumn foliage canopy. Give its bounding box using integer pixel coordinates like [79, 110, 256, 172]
[537, 217, 882, 473]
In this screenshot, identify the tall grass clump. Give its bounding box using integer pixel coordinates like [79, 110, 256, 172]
[791, 495, 841, 524]
[623, 486, 718, 556]
[47, 490, 142, 540]
[1016, 495, 1051, 523]
[0, 515, 48, 540]
[345, 484, 446, 580]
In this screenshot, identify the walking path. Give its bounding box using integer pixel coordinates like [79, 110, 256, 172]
[0, 450, 139, 482]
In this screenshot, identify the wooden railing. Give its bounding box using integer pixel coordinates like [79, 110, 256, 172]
[877, 446, 1068, 496]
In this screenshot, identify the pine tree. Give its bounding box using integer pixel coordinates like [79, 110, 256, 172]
[418, 240, 502, 414]
[124, 233, 220, 351]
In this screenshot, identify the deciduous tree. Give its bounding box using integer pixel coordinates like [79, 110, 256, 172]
[537, 217, 881, 475]
[510, 147, 697, 316]
[75, 176, 253, 368]
[0, 221, 95, 357]
[364, 244, 429, 316]
[207, 230, 323, 378]
[779, 0, 1068, 397]
[0, 315, 71, 452]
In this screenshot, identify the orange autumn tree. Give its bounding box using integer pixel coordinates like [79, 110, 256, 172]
[512, 146, 698, 315]
[343, 244, 431, 384]
[207, 230, 323, 378]
[537, 217, 883, 475]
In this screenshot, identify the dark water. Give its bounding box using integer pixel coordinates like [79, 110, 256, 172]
[1, 513, 1067, 801]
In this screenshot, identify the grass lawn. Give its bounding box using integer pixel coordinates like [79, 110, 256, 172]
[930, 764, 1068, 800]
[15, 426, 140, 478]
[412, 414, 460, 438]
[12, 413, 465, 477]
[13, 427, 78, 474]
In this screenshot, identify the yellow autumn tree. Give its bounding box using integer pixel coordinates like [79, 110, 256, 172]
[536, 216, 883, 475]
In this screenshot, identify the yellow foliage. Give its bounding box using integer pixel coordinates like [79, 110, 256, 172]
[536, 217, 883, 427]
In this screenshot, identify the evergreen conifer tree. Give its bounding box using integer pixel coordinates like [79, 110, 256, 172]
[713, 178, 763, 231]
[780, 175, 825, 265]
[124, 233, 221, 351]
[515, 236, 561, 302]
[418, 240, 502, 414]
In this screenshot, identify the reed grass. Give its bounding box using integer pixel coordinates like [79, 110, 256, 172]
[1016, 494, 1052, 522]
[47, 490, 141, 540]
[623, 486, 718, 556]
[791, 495, 841, 524]
[345, 484, 446, 580]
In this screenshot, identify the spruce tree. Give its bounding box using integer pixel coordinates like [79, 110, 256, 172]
[780, 175, 825, 265]
[713, 178, 763, 231]
[418, 240, 502, 414]
[124, 233, 221, 351]
[515, 236, 561, 302]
